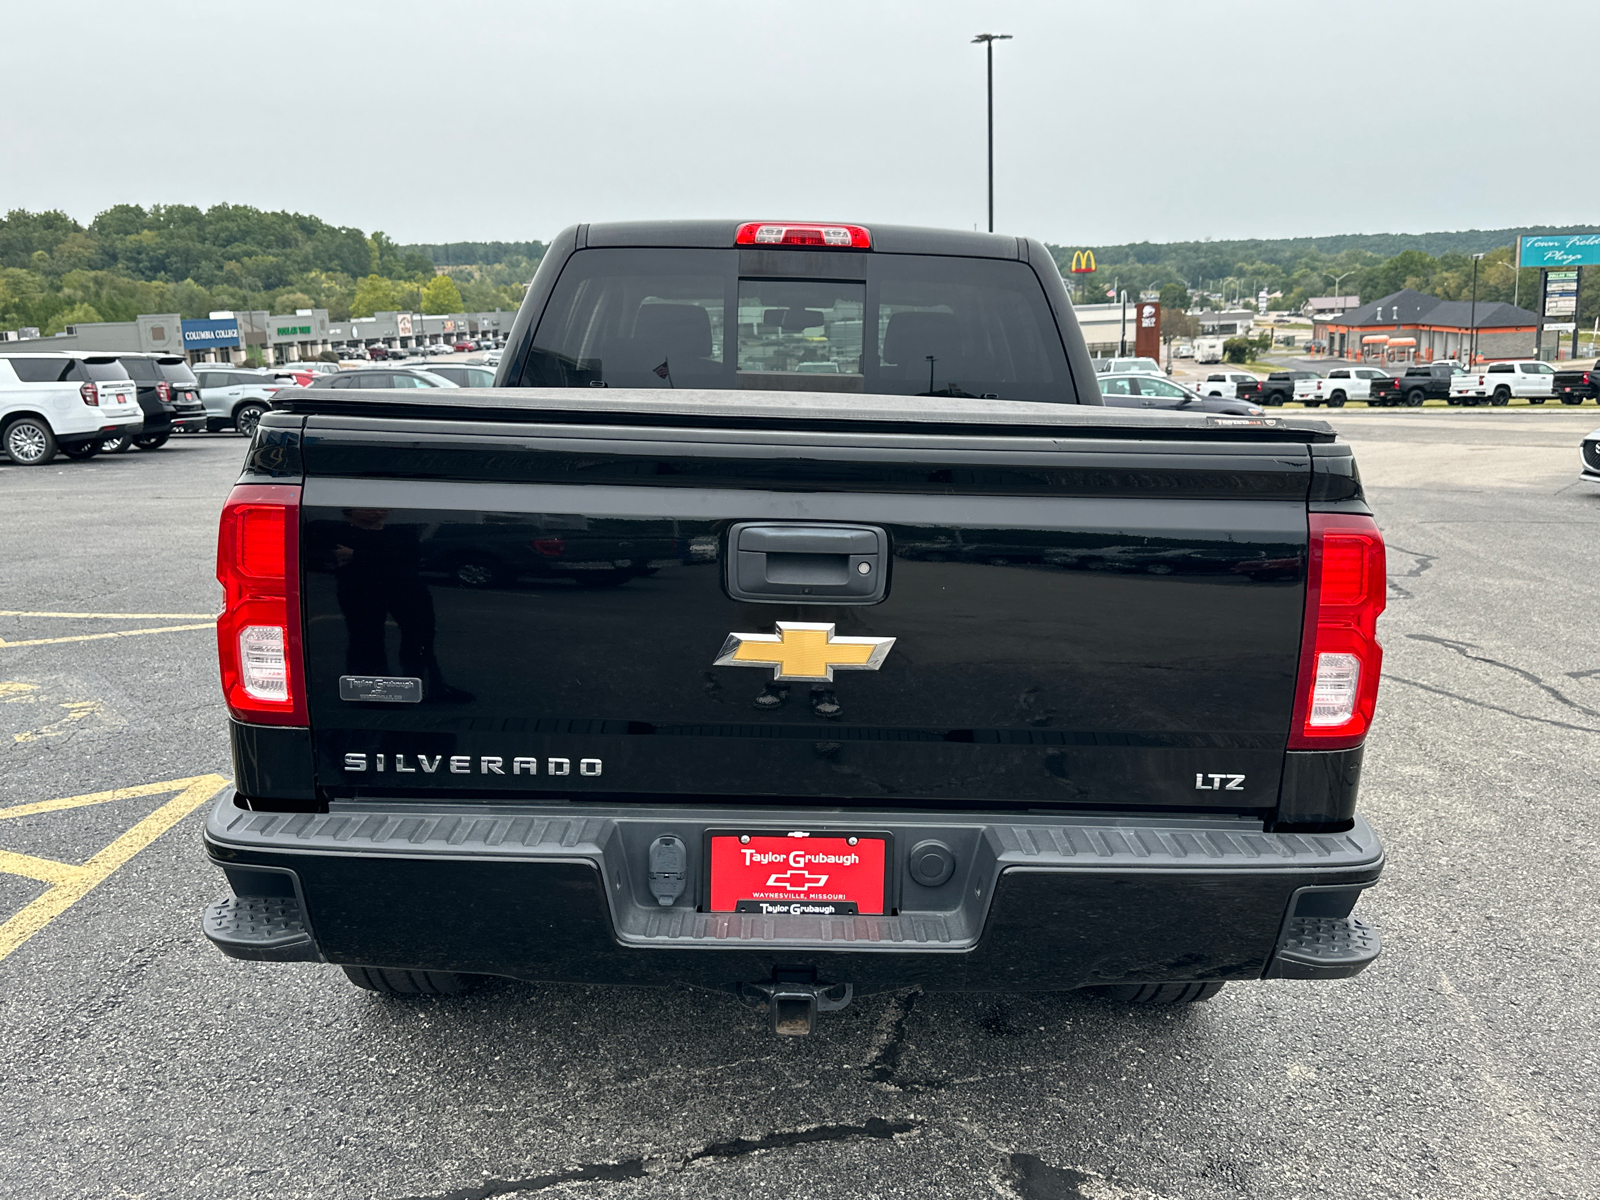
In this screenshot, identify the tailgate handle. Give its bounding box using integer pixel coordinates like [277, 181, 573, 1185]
[728, 522, 888, 605]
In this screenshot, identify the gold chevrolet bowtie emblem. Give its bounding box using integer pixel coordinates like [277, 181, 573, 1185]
[714, 622, 896, 683]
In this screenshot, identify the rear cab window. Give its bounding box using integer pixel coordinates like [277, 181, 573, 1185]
[518, 247, 1074, 402]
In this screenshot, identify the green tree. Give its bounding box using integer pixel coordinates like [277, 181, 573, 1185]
[273, 291, 316, 314]
[44, 302, 104, 335]
[1158, 282, 1189, 310]
[350, 274, 400, 318]
[420, 274, 463, 314]
[1222, 336, 1254, 364]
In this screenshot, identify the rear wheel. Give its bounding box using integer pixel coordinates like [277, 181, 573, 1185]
[134, 433, 171, 449]
[3, 417, 56, 465]
[1406, 388, 1426, 406]
[59, 440, 101, 460]
[100, 430, 135, 453]
[339, 965, 484, 995]
[1090, 982, 1225, 1004]
[233, 402, 267, 437]
[1328, 390, 1346, 408]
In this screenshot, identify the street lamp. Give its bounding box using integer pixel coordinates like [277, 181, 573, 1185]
[1469, 253, 1484, 364]
[971, 33, 1012, 233]
[1323, 269, 1356, 295]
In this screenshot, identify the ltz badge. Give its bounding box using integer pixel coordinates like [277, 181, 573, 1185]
[714, 622, 895, 683]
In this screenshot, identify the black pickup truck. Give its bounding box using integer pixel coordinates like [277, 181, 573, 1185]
[1554, 365, 1598, 404]
[1392, 362, 1462, 406]
[202, 221, 1387, 1034]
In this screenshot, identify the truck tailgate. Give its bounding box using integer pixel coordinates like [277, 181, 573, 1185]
[290, 398, 1318, 814]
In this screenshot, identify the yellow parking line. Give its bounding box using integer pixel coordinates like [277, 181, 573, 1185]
[0, 774, 229, 964]
[0, 611, 218, 620]
[0, 622, 215, 649]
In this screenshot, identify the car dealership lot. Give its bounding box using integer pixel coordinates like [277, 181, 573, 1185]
[2, 415, 1598, 1200]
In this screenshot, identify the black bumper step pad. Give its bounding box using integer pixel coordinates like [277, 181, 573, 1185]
[1269, 915, 1380, 979]
[203, 894, 321, 963]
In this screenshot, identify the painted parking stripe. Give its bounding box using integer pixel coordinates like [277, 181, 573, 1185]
[0, 611, 218, 620]
[0, 775, 229, 964]
[0, 622, 215, 649]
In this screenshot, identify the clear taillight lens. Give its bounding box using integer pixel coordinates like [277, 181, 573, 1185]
[238, 625, 288, 700]
[156, 381, 171, 404]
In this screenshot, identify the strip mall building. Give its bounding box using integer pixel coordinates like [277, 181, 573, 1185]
[1314, 288, 1538, 363]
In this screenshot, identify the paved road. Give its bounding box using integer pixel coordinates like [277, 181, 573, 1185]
[1, 416, 1598, 1200]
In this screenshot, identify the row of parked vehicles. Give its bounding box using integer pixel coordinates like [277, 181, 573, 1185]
[1191, 359, 1599, 408]
[0, 349, 508, 464]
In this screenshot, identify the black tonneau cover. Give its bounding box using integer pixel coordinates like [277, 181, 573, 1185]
[273, 387, 1338, 444]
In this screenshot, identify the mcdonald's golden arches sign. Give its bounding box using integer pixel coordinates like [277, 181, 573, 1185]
[1070, 250, 1096, 274]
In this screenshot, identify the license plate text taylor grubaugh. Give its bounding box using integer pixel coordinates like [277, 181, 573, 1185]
[708, 834, 887, 915]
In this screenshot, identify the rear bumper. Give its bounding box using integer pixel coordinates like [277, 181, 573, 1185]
[202, 791, 1384, 991]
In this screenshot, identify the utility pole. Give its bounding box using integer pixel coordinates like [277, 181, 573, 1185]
[1469, 253, 1484, 363]
[971, 33, 1012, 233]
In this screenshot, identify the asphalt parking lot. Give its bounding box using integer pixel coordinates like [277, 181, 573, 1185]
[2, 411, 1599, 1200]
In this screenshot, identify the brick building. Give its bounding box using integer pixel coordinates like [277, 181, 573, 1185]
[1314, 288, 1538, 363]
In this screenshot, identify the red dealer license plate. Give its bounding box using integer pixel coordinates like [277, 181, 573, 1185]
[708, 833, 887, 916]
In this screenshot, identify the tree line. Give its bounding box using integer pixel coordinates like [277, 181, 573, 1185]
[0, 205, 543, 336]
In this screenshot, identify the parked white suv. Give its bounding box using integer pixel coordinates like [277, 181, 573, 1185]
[194, 367, 295, 436]
[0, 352, 142, 465]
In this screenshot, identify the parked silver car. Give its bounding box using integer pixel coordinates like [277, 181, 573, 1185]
[194, 368, 297, 436]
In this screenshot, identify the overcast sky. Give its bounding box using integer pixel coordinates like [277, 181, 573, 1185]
[4, 0, 1595, 248]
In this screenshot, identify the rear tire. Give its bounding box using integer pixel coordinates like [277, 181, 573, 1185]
[1091, 982, 1225, 1004]
[4, 417, 56, 465]
[1328, 391, 1346, 407]
[59, 441, 101, 460]
[134, 433, 171, 449]
[233, 402, 267, 437]
[339, 965, 483, 995]
[100, 430, 135, 453]
[1406, 388, 1426, 406]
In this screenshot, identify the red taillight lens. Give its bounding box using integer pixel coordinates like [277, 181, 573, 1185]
[1288, 513, 1386, 750]
[530, 537, 565, 557]
[734, 222, 871, 249]
[79, 382, 99, 406]
[216, 484, 306, 726]
[156, 380, 171, 404]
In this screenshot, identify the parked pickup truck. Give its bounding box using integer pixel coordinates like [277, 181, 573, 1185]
[1194, 371, 1262, 401]
[1294, 366, 1394, 408]
[1554, 365, 1599, 405]
[1449, 360, 1556, 406]
[201, 220, 1388, 1034]
[1391, 362, 1465, 406]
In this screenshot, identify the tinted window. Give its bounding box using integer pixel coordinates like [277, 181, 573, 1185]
[1487, 363, 1512, 374]
[322, 374, 353, 389]
[519, 247, 1075, 402]
[6, 357, 71, 382]
[195, 372, 221, 388]
[70, 359, 132, 383]
[158, 360, 198, 385]
[122, 358, 159, 381]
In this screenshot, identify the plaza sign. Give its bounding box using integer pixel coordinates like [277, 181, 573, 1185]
[1517, 234, 1600, 268]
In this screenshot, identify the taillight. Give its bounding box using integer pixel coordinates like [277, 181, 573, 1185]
[156, 381, 171, 404]
[216, 484, 306, 726]
[531, 537, 565, 556]
[1288, 513, 1386, 750]
[79, 382, 100, 406]
[734, 222, 871, 249]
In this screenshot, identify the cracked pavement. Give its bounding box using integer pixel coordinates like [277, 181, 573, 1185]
[2, 412, 1599, 1199]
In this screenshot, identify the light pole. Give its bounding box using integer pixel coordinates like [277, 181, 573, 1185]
[1469, 253, 1484, 363]
[1323, 269, 1355, 295]
[972, 32, 1012, 233]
